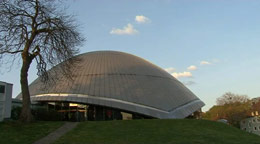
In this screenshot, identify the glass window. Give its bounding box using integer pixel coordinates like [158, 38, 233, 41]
[0, 85, 5, 93]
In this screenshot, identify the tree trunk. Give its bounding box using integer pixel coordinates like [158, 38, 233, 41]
[19, 54, 34, 122]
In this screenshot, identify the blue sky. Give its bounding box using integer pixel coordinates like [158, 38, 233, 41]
[1, 0, 260, 111]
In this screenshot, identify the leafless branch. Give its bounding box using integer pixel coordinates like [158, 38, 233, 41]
[0, 0, 84, 83]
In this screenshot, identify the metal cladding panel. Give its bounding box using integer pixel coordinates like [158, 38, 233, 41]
[124, 104, 136, 113]
[59, 96, 66, 101]
[71, 97, 78, 102]
[55, 96, 62, 101]
[135, 106, 147, 115]
[81, 97, 88, 103]
[49, 96, 56, 101]
[98, 99, 105, 106]
[79, 97, 85, 103]
[103, 99, 111, 107]
[30, 94, 203, 119]
[17, 51, 205, 119]
[51, 96, 57, 101]
[90, 98, 99, 105]
[87, 98, 93, 104]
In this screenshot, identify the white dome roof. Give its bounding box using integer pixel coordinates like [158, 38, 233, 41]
[18, 51, 204, 118]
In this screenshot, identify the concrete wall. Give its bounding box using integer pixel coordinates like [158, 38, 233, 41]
[240, 116, 260, 135]
[0, 81, 13, 121]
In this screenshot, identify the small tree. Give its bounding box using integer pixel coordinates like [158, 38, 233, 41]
[204, 92, 251, 127]
[0, 0, 84, 122]
[203, 102, 251, 127]
[216, 92, 249, 106]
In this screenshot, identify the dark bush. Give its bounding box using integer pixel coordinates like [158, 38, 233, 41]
[11, 106, 22, 120]
[32, 108, 63, 121]
[11, 106, 63, 121]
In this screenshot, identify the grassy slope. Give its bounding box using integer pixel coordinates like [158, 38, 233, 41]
[55, 119, 260, 144]
[0, 121, 64, 144]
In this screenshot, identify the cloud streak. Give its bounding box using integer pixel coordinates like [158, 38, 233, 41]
[165, 67, 192, 78]
[187, 65, 197, 71]
[200, 61, 211, 65]
[135, 15, 150, 23]
[164, 67, 175, 73]
[110, 23, 138, 35]
[172, 71, 192, 78]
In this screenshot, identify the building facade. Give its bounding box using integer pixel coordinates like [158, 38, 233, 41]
[0, 81, 13, 121]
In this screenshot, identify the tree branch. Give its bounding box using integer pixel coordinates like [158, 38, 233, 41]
[0, 50, 23, 54]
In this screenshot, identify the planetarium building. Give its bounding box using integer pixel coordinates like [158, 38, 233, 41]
[17, 51, 204, 121]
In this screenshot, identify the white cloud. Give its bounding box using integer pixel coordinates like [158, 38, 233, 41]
[165, 67, 192, 78]
[172, 71, 192, 78]
[164, 67, 175, 73]
[200, 61, 211, 65]
[187, 65, 197, 71]
[110, 23, 138, 35]
[135, 15, 150, 23]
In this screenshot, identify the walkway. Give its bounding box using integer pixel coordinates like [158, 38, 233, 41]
[33, 122, 79, 144]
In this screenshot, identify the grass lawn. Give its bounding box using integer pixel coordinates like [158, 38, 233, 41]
[54, 119, 260, 144]
[0, 121, 64, 144]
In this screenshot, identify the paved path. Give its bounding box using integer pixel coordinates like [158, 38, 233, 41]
[33, 122, 79, 144]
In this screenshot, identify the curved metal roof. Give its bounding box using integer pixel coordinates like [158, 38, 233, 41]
[18, 51, 205, 118]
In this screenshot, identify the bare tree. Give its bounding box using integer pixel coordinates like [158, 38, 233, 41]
[0, 0, 84, 122]
[216, 92, 249, 106]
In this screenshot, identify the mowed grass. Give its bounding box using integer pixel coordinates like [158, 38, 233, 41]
[54, 119, 260, 144]
[0, 121, 64, 144]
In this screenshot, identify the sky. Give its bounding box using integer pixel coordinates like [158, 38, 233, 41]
[1, 0, 260, 111]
